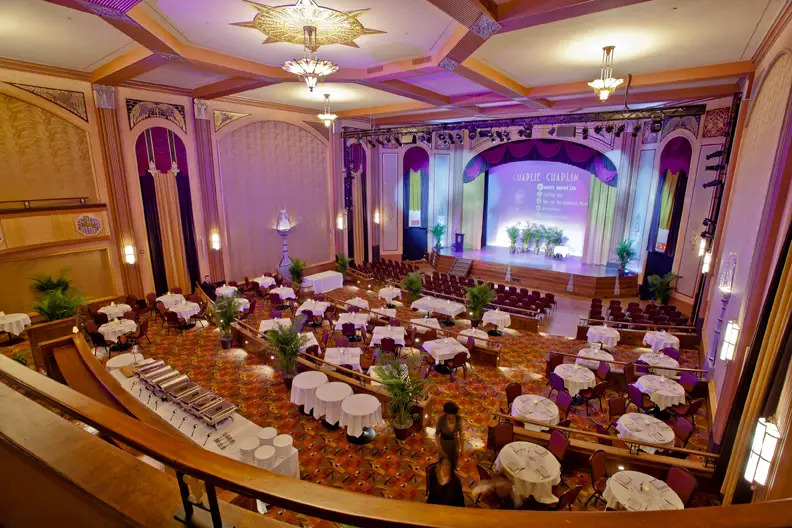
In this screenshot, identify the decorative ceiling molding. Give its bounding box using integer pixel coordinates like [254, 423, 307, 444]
[702, 107, 730, 138]
[470, 13, 501, 39]
[302, 120, 330, 139]
[213, 109, 251, 132]
[126, 98, 187, 131]
[439, 58, 459, 72]
[8, 83, 88, 121]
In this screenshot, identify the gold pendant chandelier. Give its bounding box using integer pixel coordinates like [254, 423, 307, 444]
[282, 25, 339, 92]
[317, 93, 337, 128]
[588, 46, 624, 102]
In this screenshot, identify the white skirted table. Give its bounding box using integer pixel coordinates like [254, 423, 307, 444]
[587, 326, 620, 349]
[323, 348, 363, 371]
[345, 297, 369, 310]
[576, 347, 614, 370]
[299, 332, 320, 353]
[313, 381, 353, 426]
[510, 395, 559, 432]
[643, 331, 680, 353]
[638, 352, 680, 378]
[422, 337, 469, 364]
[258, 318, 293, 333]
[494, 441, 561, 505]
[616, 413, 675, 454]
[339, 393, 383, 444]
[553, 363, 596, 396]
[378, 286, 402, 306]
[410, 318, 441, 333]
[635, 375, 685, 410]
[370, 326, 406, 347]
[482, 309, 511, 330]
[271, 287, 296, 300]
[371, 307, 397, 319]
[410, 296, 466, 323]
[216, 285, 238, 298]
[170, 301, 200, 321]
[156, 293, 185, 309]
[290, 371, 328, 414]
[98, 319, 137, 343]
[457, 328, 488, 347]
[105, 351, 144, 371]
[98, 303, 131, 320]
[303, 271, 344, 294]
[296, 300, 330, 320]
[603, 471, 684, 511]
[0, 313, 31, 336]
[234, 298, 250, 312]
[335, 313, 369, 330]
[252, 276, 276, 288]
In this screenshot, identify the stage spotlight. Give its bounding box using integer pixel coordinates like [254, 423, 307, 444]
[437, 133, 446, 142]
[581, 127, 589, 139]
[495, 130, 504, 142]
[605, 124, 614, 133]
[706, 163, 724, 171]
[651, 112, 663, 133]
[594, 125, 603, 134]
[478, 129, 491, 138]
[525, 126, 532, 138]
[548, 126, 556, 136]
[703, 218, 713, 226]
[448, 134, 455, 145]
[367, 138, 376, 147]
[504, 131, 510, 142]
[376, 137, 385, 146]
[702, 179, 723, 189]
[614, 124, 626, 137]
[706, 149, 725, 160]
[491, 135, 496, 142]
[395, 136, 402, 146]
[631, 124, 641, 137]
[385, 135, 392, 143]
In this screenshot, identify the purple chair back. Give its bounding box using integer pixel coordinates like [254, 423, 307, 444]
[269, 310, 282, 319]
[634, 359, 650, 374]
[679, 371, 699, 394]
[666, 467, 698, 506]
[548, 430, 569, 462]
[662, 347, 681, 361]
[381, 337, 395, 353]
[550, 372, 566, 394]
[595, 361, 611, 382]
[556, 391, 573, 417]
[348, 305, 360, 313]
[388, 319, 401, 326]
[505, 382, 522, 408]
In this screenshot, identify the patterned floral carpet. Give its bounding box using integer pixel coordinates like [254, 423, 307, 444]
[2, 285, 710, 526]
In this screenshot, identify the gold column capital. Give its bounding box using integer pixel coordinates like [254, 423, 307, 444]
[93, 85, 116, 110]
[194, 99, 211, 120]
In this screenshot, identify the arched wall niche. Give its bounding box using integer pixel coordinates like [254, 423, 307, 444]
[402, 145, 430, 260]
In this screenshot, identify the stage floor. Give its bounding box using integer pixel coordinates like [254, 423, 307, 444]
[438, 245, 618, 278]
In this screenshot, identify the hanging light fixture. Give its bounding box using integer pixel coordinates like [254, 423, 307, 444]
[702, 251, 712, 274]
[720, 321, 739, 361]
[283, 26, 339, 92]
[588, 46, 623, 102]
[317, 93, 337, 128]
[745, 417, 781, 485]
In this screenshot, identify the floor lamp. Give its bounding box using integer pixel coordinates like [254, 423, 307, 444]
[276, 209, 292, 276]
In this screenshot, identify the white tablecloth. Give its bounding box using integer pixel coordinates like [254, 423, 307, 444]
[635, 375, 685, 410]
[105, 351, 144, 371]
[340, 393, 383, 437]
[290, 371, 328, 413]
[335, 313, 369, 330]
[511, 395, 559, 432]
[298, 332, 320, 353]
[0, 313, 31, 335]
[252, 276, 276, 288]
[576, 348, 614, 370]
[494, 442, 561, 504]
[346, 297, 369, 310]
[554, 363, 596, 396]
[157, 293, 185, 309]
[303, 271, 344, 294]
[616, 413, 675, 454]
[483, 309, 511, 329]
[216, 285, 238, 298]
[371, 307, 397, 319]
[170, 302, 200, 320]
[378, 286, 402, 303]
[638, 352, 680, 378]
[422, 337, 469, 364]
[410, 296, 466, 318]
[587, 326, 620, 348]
[603, 471, 684, 511]
[313, 381, 353, 424]
[457, 327, 488, 347]
[370, 326, 406, 346]
[643, 331, 681, 353]
[324, 347, 363, 371]
[296, 300, 330, 317]
[98, 319, 137, 343]
[410, 318, 441, 333]
[98, 303, 131, 320]
[259, 318, 293, 333]
[234, 297, 250, 313]
[271, 287, 296, 300]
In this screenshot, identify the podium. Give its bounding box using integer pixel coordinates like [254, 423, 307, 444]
[453, 233, 464, 253]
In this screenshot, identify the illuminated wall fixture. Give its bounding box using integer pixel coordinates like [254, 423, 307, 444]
[698, 238, 707, 257]
[336, 213, 344, 230]
[210, 232, 221, 251]
[702, 251, 712, 274]
[317, 93, 337, 128]
[123, 244, 136, 265]
[745, 417, 781, 485]
[72, 326, 79, 334]
[282, 26, 339, 92]
[587, 46, 624, 102]
[374, 210, 380, 224]
[720, 321, 739, 361]
[275, 209, 293, 272]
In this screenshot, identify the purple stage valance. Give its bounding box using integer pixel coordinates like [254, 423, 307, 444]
[463, 139, 618, 186]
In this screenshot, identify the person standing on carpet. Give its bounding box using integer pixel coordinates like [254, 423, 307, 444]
[426, 457, 465, 507]
[435, 401, 463, 471]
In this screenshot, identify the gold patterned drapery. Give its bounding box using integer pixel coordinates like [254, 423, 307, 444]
[582, 176, 617, 266]
[352, 170, 365, 264]
[152, 169, 190, 293]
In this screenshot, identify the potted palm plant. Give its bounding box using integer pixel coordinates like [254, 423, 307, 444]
[214, 295, 238, 349]
[431, 222, 446, 251]
[335, 253, 351, 282]
[402, 272, 422, 303]
[267, 322, 308, 388]
[534, 224, 546, 255]
[615, 239, 636, 275]
[374, 357, 426, 440]
[32, 289, 85, 322]
[520, 223, 533, 253]
[289, 258, 306, 294]
[29, 269, 72, 295]
[648, 272, 679, 305]
[465, 283, 495, 328]
[506, 225, 520, 253]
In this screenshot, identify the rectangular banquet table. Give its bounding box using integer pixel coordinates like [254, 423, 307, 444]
[410, 296, 466, 318]
[302, 271, 343, 294]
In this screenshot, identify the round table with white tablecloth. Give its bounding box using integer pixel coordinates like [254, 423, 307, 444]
[643, 331, 680, 353]
[98, 303, 131, 320]
[252, 276, 276, 288]
[234, 297, 250, 312]
[216, 285, 238, 298]
[510, 395, 559, 432]
[457, 327, 488, 347]
[482, 309, 511, 330]
[638, 352, 680, 378]
[576, 347, 614, 370]
[616, 413, 675, 454]
[553, 363, 596, 396]
[169, 301, 200, 321]
[586, 326, 620, 349]
[290, 371, 328, 413]
[378, 286, 402, 305]
[494, 442, 561, 504]
[635, 375, 685, 410]
[0, 313, 31, 336]
[156, 293, 185, 309]
[603, 470, 684, 511]
[105, 351, 144, 371]
[98, 319, 137, 343]
[339, 393, 383, 438]
[271, 287, 296, 300]
[313, 381, 353, 425]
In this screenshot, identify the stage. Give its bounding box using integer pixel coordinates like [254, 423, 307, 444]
[436, 246, 638, 298]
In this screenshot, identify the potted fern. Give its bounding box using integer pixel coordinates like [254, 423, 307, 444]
[289, 258, 306, 294]
[335, 253, 351, 281]
[431, 222, 446, 251]
[29, 269, 72, 295]
[214, 295, 238, 349]
[465, 283, 495, 327]
[615, 239, 636, 275]
[267, 322, 308, 388]
[506, 225, 520, 253]
[402, 272, 422, 303]
[32, 289, 85, 322]
[374, 357, 426, 440]
[648, 272, 679, 305]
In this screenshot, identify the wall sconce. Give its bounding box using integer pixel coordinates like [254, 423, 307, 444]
[72, 326, 79, 334]
[210, 232, 221, 251]
[745, 417, 780, 485]
[720, 321, 739, 361]
[698, 238, 707, 257]
[336, 213, 344, 230]
[374, 210, 380, 224]
[123, 244, 136, 265]
[275, 209, 292, 273]
[702, 251, 712, 274]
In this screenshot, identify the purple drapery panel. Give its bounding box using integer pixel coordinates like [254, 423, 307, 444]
[136, 133, 168, 294]
[463, 139, 618, 186]
[648, 136, 692, 256]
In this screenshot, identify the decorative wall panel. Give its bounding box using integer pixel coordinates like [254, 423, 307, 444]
[8, 83, 87, 121]
[213, 109, 250, 132]
[0, 207, 109, 251]
[381, 152, 399, 252]
[126, 99, 186, 131]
